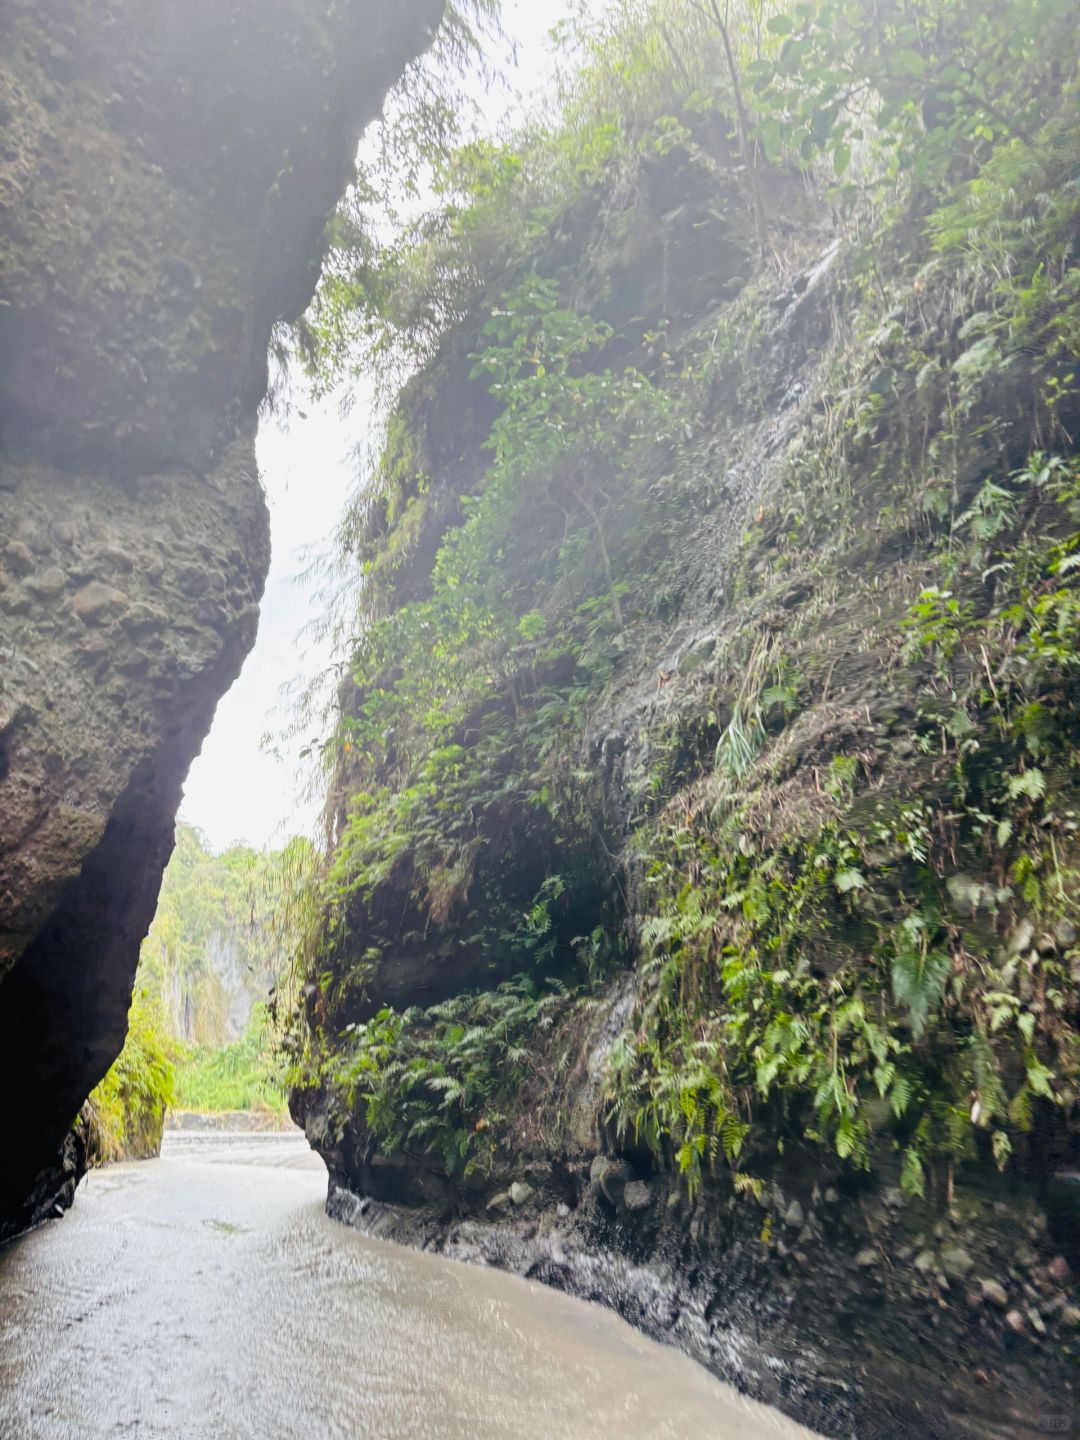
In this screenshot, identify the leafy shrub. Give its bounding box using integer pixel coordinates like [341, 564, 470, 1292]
[84, 987, 175, 1164]
[325, 976, 576, 1176]
[606, 453, 1080, 1199]
[171, 1006, 289, 1119]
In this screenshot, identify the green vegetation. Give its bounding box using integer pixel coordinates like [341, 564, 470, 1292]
[87, 827, 315, 1157]
[84, 985, 175, 1164]
[171, 1007, 290, 1121]
[748, 0, 1076, 185]
[139, 824, 316, 1050]
[326, 977, 578, 1176]
[609, 455, 1080, 1198]
[288, 0, 1080, 1210]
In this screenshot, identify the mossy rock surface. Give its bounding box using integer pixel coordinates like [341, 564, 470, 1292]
[293, 38, 1080, 1436]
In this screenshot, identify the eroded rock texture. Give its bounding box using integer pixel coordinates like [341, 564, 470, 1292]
[290, 96, 1080, 1440]
[0, 0, 443, 1237]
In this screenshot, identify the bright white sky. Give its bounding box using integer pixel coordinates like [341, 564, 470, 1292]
[179, 0, 591, 852]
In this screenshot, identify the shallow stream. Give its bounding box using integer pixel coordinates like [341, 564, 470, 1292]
[0, 1131, 821, 1438]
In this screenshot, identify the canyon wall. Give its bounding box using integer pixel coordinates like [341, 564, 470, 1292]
[291, 47, 1080, 1440]
[0, 0, 443, 1237]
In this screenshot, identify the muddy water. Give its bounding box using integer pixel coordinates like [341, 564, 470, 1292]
[0, 1131, 820, 1439]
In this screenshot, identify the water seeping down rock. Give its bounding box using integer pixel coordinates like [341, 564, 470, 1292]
[0, 0, 445, 1239]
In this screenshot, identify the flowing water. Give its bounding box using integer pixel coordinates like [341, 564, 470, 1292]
[0, 1131, 820, 1439]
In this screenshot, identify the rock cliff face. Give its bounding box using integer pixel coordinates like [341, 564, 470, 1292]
[291, 54, 1080, 1440]
[0, 0, 443, 1238]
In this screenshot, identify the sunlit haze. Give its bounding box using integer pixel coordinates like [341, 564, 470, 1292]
[179, 1, 585, 851]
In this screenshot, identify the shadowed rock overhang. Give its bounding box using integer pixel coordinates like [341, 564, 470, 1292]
[0, 0, 445, 1239]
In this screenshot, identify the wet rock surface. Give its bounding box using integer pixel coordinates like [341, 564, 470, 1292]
[293, 224, 1080, 1439]
[322, 1145, 1078, 1440]
[0, 0, 444, 1238]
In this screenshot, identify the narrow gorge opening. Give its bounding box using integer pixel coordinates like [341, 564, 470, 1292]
[2, 1, 1078, 1437]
